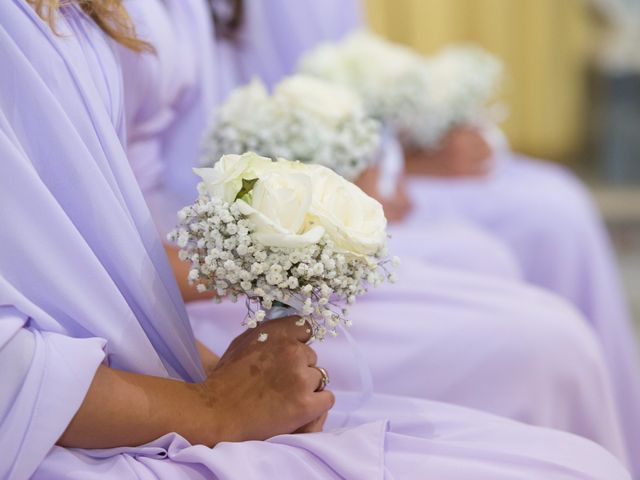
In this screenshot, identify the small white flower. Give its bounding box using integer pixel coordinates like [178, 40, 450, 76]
[188, 269, 199, 282]
[257, 332, 269, 342]
[320, 284, 331, 297]
[177, 232, 189, 248]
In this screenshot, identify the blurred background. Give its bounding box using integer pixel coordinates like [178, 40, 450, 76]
[364, 0, 640, 335]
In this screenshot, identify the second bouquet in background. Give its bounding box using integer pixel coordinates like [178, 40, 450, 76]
[201, 75, 380, 181]
[169, 152, 397, 341]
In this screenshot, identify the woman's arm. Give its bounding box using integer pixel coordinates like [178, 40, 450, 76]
[57, 364, 219, 448]
[58, 317, 334, 449]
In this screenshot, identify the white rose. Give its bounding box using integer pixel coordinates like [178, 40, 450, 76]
[218, 78, 270, 121]
[273, 74, 362, 127]
[307, 165, 387, 255]
[344, 31, 423, 79]
[238, 170, 325, 249]
[194, 152, 276, 203]
[300, 31, 426, 96]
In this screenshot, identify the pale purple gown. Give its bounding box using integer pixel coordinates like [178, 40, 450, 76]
[406, 149, 640, 477]
[206, 0, 640, 474]
[1, 2, 632, 480]
[118, 0, 630, 466]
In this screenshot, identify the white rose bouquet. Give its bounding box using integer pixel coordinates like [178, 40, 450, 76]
[417, 45, 504, 147]
[299, 32, 504, 149]
[202, 75, 380, 181]
[168, 152, 397, 341]
[298, 31, 437, 145]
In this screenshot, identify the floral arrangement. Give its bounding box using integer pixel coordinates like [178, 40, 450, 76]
[298, 31, 435, 143]
[169, 152, 397, 341]
[202, 75, 380, 181]
[417, 45, 504, 147]
[298, 32, 504, 149]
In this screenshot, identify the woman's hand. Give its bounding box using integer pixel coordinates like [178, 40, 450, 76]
[383, 174, 413, 223]
[405, 126, 493, 177]
[355, 165, 413, 223]
[199, 316, 334, 442]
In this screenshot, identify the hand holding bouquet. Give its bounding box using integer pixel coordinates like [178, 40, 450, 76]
[169, 153, 398, 341]
[422, 45, 504, 144]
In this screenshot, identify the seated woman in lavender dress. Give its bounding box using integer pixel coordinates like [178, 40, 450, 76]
[115, 0, 629, 465]
[1, 2, 632, 479]
[201, 0, 640, 473]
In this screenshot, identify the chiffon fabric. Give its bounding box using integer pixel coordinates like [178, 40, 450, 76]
[0, 2, 632, 479]
[405, 151, 640, 477]
[118, 0, 629, 465]
[206, 0, 640, 473]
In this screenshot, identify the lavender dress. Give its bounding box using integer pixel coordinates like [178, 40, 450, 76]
[205, 0, 640, 474]
[1, 2, 632, 479]
[406, 148, 640, 477]
[118, 0, 631, 465]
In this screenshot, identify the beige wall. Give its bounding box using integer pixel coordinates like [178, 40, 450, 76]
[364, 0, 594, 161]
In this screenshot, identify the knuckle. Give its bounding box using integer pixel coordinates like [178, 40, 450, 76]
[303, 345, 317, 365]
[293, 365, 310, 385]
[286, 342, 304, 360]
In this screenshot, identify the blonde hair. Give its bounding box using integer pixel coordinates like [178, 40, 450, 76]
[30, 0, 153, 52]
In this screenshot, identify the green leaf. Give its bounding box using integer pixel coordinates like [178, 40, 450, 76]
[235, 178, 259, 201]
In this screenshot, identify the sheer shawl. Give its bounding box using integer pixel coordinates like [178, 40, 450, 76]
[0, 2, 203, 477]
